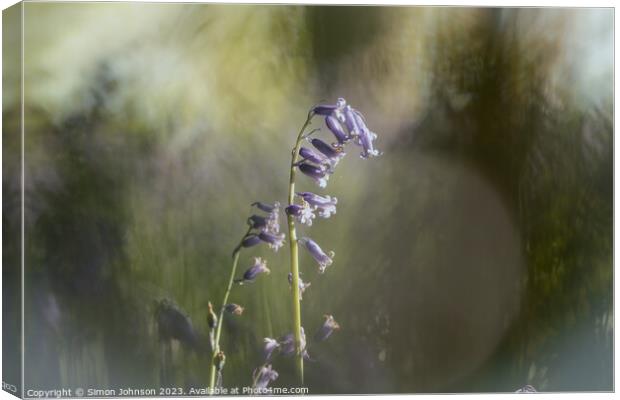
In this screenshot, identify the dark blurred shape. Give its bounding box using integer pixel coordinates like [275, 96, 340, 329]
[154, 298, 204, 354]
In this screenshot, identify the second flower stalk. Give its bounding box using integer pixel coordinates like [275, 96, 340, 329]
[286, 109, 316, 383]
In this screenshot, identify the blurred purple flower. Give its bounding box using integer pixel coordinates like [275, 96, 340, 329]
[352, 109, 380, 158]
[296, 192, 337, 218]
[258, 231, 285, 251]
[279, 327, 309, 359]
[279, 333, 295, 357]
[224, 303, 244, 315]
[265, 213, 280, 235]
[263, 337, 280, 362]
[241, 234, 261, 248]
[298, 237, 334, 273]
[252, 201, 280, 213]
[310, 138, 346, 162]
[285, 201, 316, 226]
[288, 272, 311, 300]
[252, 365, 279, 389]
[344, 105, 361, 137]
[312, 98, 346, 116]
[298, 163, 329, 188]
[247, 215, 268, 230]
[299, 147, 329, 165]
[235, 257, 270, 283]
[249, 202, 281, 234]
[315, 314, 340, 342]
[326, 115, 349, 145]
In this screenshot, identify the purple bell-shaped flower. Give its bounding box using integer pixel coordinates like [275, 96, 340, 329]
[298, 237, 335, 273]
[235, 257, 270, 284]
[314, 314, 340, 342]
[325, 114, 349, 145]
[298, 163, 330, 188]
[296, 192, 337, 218]
[285, 201, 316, 226]
[252, 365, 279, 389]
[263, 338, 280, 362]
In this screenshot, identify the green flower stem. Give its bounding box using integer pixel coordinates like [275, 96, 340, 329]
[208, 227, 251, 392]
[287, 111, 314, 385]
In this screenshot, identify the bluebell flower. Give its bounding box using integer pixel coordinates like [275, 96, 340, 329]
[288, 272, 311, 300]
[314, 314, 340, 342]
[298, 237, 334, 273]
[250, 202, 281, 234]
[343, 105, 361, 137]
[351, 109, 380, 158]
[247, 215, 268, 230]
[299, 146, 329, 165]
[241, 234, 262, 248]
[235, 257, 270, 284]
[310, 138, 346, 162]
[312, 98, 346, 116]
[295, 192, 337, 218]
[265, 214, 280, 236]
[298, 163, 329, 188]
[285, 201, 316, 226]
[252, 365, 279, 389]
[251, 201, 280, 213]
[325, 115, 349, 145]
[278, 333, 295, 357]
[258, 231, 285, 251]
[263, 338, 280, 362]
[224, 303, 244, 315]
[279, 327, 308, 359]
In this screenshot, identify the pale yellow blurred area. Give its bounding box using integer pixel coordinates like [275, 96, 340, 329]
[17, 4, 612, 148]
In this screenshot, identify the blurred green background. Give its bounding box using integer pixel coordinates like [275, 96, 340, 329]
[2, 3, 613, 394]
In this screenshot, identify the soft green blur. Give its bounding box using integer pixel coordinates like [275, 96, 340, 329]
[3, 4, 612, 394]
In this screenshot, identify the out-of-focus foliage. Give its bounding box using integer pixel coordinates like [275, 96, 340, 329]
[3, 4, 611, 393]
